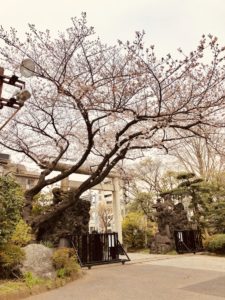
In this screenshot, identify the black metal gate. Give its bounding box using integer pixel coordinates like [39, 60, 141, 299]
[174, 229, 204, 254]
[70, 232, 130, 268]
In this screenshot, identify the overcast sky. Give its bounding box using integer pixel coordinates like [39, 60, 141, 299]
[0, 0, 225, 57]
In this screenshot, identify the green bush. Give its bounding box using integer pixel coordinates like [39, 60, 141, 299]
[122, 212, 151, 250]
[11, 219, 32, 247]
[31, 192, 52, 216]
[40, 240, 54, 248]
[205, 234, 225, 254]
[23, 271, 44, 288]
[0, 244, 25, 278]
[56, 268, 67, 278]
[0, 176, 24, 246]
[52, 248, 79, 277]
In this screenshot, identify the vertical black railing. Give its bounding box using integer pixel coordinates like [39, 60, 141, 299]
[70, 232, 130, 268]
[174, 229, 204, 254]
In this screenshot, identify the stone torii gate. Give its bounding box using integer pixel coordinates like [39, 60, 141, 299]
[57, 164, 123, 242]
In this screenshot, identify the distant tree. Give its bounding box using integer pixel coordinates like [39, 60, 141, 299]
[122, 212, 152, 249]
[207, 200, 225, 234]
[204, 173, 225, 234]
[124, 159, 180, 222]
[127, 159, 163, 195]
[160, 170, 181, 192]
[123, 159, 181, 198]
[129, 191, 155, 221]
[0, 15, 224, 237]
[97, 202, 113, 233]
[171, 132, 225, 180]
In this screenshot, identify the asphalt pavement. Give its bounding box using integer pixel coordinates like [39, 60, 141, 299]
[25, 253, 225, 300]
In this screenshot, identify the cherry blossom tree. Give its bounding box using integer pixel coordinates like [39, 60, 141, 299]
[0, 14, 224, 233]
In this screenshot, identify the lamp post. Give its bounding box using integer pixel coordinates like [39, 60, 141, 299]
[0, 66, 31, 130]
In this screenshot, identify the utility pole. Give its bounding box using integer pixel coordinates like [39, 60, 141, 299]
[0, 66, 31, 131]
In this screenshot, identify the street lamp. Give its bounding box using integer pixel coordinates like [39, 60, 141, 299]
[0, 66, 31, 130]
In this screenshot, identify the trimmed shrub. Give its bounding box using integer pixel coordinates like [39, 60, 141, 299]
[52, 248, 79, 278]
[205, 234, 225, 254]
[11, 219, 32, 247]
[0, 244, 25, 278]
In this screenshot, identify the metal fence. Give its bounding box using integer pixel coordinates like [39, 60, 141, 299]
[174, 229, 204, 254]
[70, 232, 130, 268]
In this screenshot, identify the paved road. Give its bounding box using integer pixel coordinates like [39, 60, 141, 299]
[26, 254, 225, 300]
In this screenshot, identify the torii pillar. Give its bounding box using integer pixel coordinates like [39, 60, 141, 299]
[112, 177, 123, 243]
[57, 164, 123, 243]
[61, 177, 69, 191]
